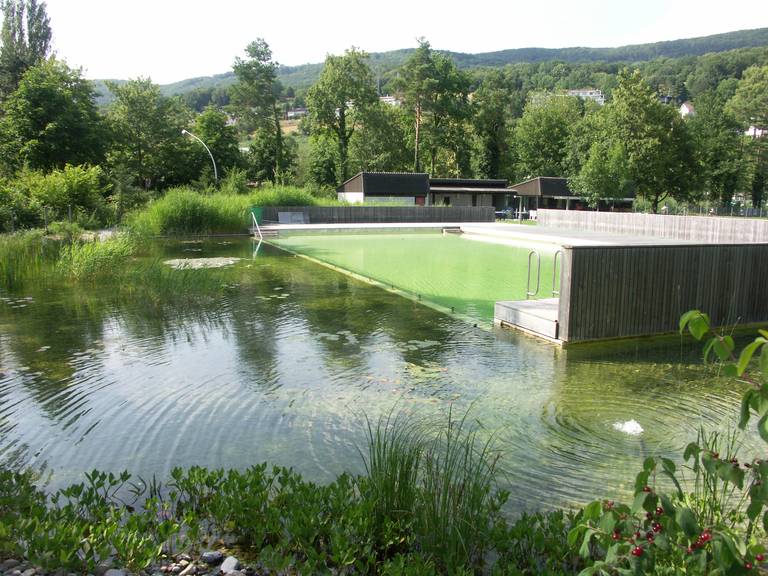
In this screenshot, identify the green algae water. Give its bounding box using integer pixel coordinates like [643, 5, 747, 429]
[0, 237, 761, 512]
[274, 231, 558, 322]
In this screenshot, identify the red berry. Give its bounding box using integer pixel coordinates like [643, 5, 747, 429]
[655, 507, 664, 516]
[631, 546, 643, 557]
[611, 530, 621, 541]
[652, 522, 662, 533]
[634, 531, 641, 539]
[646, 531, 654, 541]
[746, 562, 753, 570]
[757, 553, 765, 561]
[700, 531, 712, 543]
[642, 485, 652, 493]
[686, 547, 694, 554]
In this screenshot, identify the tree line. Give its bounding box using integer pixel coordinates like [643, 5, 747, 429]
[1, 0, 767, 232]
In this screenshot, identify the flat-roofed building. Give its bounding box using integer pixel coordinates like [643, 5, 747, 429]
[336, 172, 431, 205]
[509, 176, 634, 214]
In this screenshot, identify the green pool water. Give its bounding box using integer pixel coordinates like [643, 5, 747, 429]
[274, 232, 558, 323]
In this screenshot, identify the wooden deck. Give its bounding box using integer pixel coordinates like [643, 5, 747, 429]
[495, 298, 560, 341]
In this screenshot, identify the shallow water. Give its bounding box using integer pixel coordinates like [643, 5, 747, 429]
[0, 237, 759, 511]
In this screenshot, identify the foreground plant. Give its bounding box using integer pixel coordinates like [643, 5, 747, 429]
[571, 311, 768, 575]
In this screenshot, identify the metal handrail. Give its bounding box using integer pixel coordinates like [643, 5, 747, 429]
[251, 211, 263, 241]
[552, 250, 562, 297]
[526, 250, 540, 299]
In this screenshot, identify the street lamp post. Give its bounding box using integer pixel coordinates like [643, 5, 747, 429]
[182, 129, 218, 184]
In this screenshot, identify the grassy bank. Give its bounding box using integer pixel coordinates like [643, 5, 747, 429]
[126, 185, 324, 236]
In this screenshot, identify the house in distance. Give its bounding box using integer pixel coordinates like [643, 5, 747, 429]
[336, 172, 514, 210]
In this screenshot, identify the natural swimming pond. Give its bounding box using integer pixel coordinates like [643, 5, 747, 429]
[0, 236, 759, 512]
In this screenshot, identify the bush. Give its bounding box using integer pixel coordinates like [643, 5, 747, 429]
[0, 165, 112, 231]
[0, 230, 59, 289]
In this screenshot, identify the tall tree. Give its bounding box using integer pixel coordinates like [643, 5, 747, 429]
[514, 94, 583, 178]
[472, 70, 515, 179]
[348, 101, 410, 173]
[0, 0, 51, 100]
[106, 78, 195, 189]
[193, 106, 243, 176]
[727, 65, 768, 207]
[394, 39, 438, 172]
[230, 39, 286, 182]
[306, 47, 378, 183]
[687, 91, 746, 205]
[607, 69, 698, 212]
[0, 58, 104, 173]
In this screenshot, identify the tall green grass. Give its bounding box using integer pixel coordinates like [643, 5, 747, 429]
[0, 230, 60, 290]
[58, 235, 137, 280]
[127, 185, 323, 236]
[359, 408, 504, 570]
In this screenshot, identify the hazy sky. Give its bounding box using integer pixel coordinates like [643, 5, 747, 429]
[27, 0, 768, 84]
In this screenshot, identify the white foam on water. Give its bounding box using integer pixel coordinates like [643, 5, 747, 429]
[613, 419, 644, 436]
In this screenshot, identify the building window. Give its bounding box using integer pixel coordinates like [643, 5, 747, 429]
[442, 196, 451, 206]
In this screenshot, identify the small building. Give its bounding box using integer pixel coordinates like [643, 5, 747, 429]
[566, 88, 605, 106]
[679, 101, 696, 118]
[337, 172, 513, 210]
[337, 172, 430, 205]
[509, 176, 634, 213]
[428, 178, 512, 209]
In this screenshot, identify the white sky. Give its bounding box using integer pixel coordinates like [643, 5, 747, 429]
[22, 0, 768, 84]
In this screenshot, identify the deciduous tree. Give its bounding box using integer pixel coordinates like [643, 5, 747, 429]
[306, 48, 378, 183]
[230, 39, 287, 183]
[0, 58, 104, 173]
[106, 78, 195, 189]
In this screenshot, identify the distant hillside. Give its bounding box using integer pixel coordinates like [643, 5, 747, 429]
[93, 27, 768, 104]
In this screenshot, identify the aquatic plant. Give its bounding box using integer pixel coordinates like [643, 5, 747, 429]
[58, 235, 137, 280]
[0, 230, 60, 290]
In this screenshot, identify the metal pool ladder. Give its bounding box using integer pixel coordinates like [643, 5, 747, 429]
[526, 250, 540, 299]
[552, 250, 561, 297]
[251, 211, 263, 241]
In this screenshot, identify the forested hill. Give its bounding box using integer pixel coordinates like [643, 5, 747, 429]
[93, 27, 768, 102]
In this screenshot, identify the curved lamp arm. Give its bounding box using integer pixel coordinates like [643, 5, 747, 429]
[182, 129, 218, 184]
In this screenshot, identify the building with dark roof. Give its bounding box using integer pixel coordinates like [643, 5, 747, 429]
[509, 176, 634, 213]
[337, 172, 431, 204]
[337, 172, 514, 209]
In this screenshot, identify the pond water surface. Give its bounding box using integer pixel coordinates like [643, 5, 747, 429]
[0, 237, 758, 512]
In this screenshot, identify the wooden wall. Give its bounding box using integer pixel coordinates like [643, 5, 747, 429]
[538, 210, 768, 243]
[260, 206, 495, 223]
[558, 244, 768, 342]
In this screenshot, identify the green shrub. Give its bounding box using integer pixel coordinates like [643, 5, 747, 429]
[0, 180, 43, 231]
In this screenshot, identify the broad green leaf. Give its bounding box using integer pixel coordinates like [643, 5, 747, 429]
[688, 314, 711, 340]
[660, 493, 676, 517]
[568, 525, 585, 548]
[679, 310, 700, 334]
[676, 507, 699, 538]
[598, 511, 616, 534]
[758, 413, 768, 443]
[737, 339, 766, 376]
[605, 543, 619, 564]
[723, 364, 738, 377]
[631, 491, 648, 514]
[683, 442, 700, 461]
[740, 389, 756, 429]
[643, 457, 656, 471]
[580, 528, 595, 559]
[713, 338, 731, 362]
[747, 495, 763, 521]
[583, 500, 602, 521]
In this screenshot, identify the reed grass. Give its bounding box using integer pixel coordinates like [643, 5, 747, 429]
[0, 230, 60, 290]
[57, 235, 137, 280]
[359, 407, 504, 570]
[127, 185, 324, 236]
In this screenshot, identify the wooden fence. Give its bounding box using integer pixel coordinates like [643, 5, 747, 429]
[538, 210, 768, 243]
[259, 206, 495, 224]
[557, 243, 768, 342]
